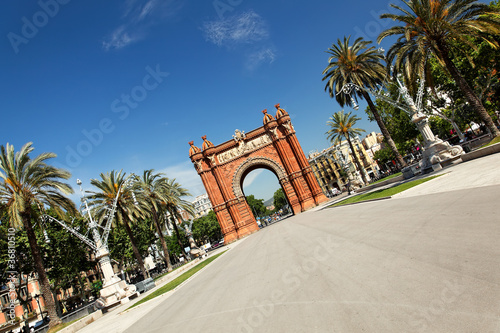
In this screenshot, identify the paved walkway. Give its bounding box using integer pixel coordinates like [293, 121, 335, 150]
[76, 241, 247, 333]
[394, 153, 500, 198]
[76, 153, 500, 333]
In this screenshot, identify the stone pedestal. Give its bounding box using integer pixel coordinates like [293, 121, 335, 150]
[420, 138, 463, 171]
[415, 118, 463, 171]
[95, 251, 138, 309]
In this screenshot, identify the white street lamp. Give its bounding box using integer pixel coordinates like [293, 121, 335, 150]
[40, 177, 139, 309]
[337, 76, 463, 170]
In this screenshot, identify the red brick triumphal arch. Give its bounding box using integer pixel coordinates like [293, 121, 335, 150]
[188, 104, 328, 244]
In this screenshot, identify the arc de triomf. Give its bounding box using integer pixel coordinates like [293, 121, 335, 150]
[188, 104, 328, 244]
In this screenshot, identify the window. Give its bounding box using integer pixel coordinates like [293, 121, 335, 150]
[24, 301, 33, 313]
[1, 294, 9, 307]
[20, 287, 27, 299]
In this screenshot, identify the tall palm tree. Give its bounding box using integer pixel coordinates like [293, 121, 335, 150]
[378, 0, 500, 137]
[326, 111, 369, 185]
[86, 170, 150, 280]
[322, 36, 407, 168]
[133, 170, 174, 272]
[0, 142, 76, 328]
[163, 178, 195, 260]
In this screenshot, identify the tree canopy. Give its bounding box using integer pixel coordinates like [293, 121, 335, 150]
[191, 211, 222, 244]
[273, 188, 287, 212]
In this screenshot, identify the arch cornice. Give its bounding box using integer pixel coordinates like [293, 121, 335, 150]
[232, 157, 287, 198]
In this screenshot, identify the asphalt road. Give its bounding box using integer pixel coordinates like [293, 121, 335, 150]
[122, 183, 500, 333]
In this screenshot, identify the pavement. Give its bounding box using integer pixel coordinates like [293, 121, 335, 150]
[76, 153, 500, 333]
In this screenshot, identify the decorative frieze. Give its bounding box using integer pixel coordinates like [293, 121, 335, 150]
[217, 134, 272, 164]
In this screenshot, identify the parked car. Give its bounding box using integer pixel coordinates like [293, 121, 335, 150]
[330, 188, 341, 196]
[32, 316, 50, 332]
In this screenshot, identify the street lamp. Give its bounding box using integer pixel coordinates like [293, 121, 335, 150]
[33, 294, 43, 320]
[40, 176, 139, 309]
[337, 75, 463, 169]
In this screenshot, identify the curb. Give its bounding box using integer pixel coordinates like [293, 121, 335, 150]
[327, 196, 393, 208]
[57, 311, 103, 333]
[461, 142, 500, 162]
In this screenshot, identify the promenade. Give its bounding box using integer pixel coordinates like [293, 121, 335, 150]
[78, 153, 500, 333]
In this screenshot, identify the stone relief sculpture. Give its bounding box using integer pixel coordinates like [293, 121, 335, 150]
[233, 129, 246, 142]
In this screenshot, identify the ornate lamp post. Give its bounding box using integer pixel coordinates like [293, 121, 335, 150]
[183, 220, 206, 259]
[41, 178, 138, 309]
[33, 294, 43, 320]
[338, 73, 463, 171]
[334, 147, 361, 193]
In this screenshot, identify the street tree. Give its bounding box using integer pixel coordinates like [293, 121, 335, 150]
[272, 188, 288, 212]
[0, 142, 76, 328]
[86, 170, 150, 280]
[246, 195, 267, 217]
[163, 178, 195, 260]
[39, 211, 96, 315]
[191, 211, 222, 244]
[133, 170, 174, 272]
[322, 36, 407, 167]
[326, 110, 369, 185]
[378, 0, 500, 137]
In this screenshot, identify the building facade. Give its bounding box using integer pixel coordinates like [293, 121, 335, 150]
[308, 136, 380, 195]
[192, 193, 213, 218]
[362, 132, 384, 161]
[0, 275, 44, 329]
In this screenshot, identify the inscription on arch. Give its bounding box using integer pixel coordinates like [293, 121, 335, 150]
[217, 134, 272, 164]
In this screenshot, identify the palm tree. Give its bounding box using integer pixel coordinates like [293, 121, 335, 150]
[326, 110, 369, 185]
[378, 0, 500, 137]
[86, 170, 150, 280]
[0, 142, 76, 328]
[163, 178, 195, 260]
[322, 36, 407, 168]
[133, 170, 174, 272]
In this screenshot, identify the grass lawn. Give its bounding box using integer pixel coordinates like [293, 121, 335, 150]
[369, 172, 402, 186]
[480, 136, 500, 148]
[330, 175, 441, 207]
[153, 264, 183, 281]
[128, 250, 228, 310]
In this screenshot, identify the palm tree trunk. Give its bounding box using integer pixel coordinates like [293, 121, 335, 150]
[436, 40, 500, 137]
[122, 219, 149, 280]
[51, 289, 62, 317]
[21, 211, 62, 328]
[170, 213, 187, 260]
[345, 136, 369, 185]
[361, 90, 407, 167]
[151, 208, 172, 272]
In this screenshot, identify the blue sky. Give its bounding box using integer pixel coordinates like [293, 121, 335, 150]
[1, 0, 407, 203]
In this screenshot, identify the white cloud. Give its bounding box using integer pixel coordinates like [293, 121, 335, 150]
[203, 10, 269, 46]
[158, 161, 205, 199]
[246, 47, 276, 70]
[203, 10, 276, 70]
[137, 0, 157, 22]
[102, 25, 142, 51]
[242, 169, 264, 188]
[103, 0, 182, 51]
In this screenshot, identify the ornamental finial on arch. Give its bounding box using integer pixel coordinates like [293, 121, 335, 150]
[275, 103, 289, 119]
[262, 109, 275, 124]
[188, 141, 201, 156]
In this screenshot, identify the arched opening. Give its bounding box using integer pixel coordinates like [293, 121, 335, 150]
[241, 167, 292, 228]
